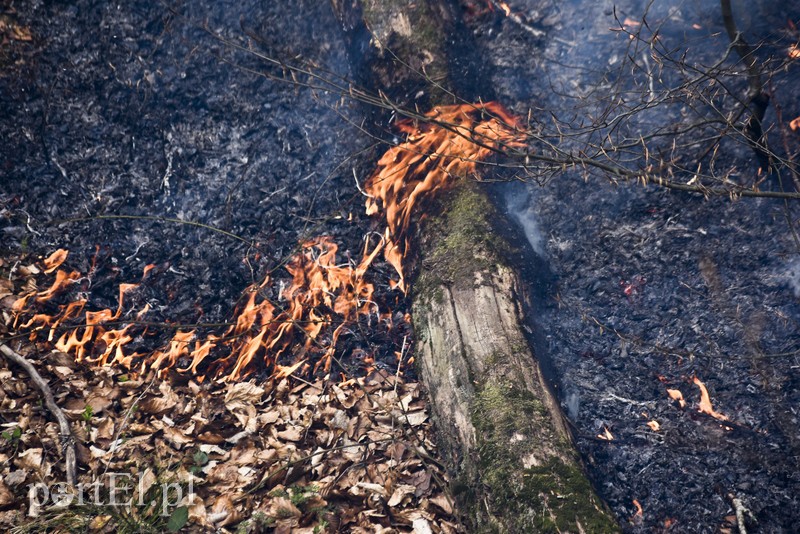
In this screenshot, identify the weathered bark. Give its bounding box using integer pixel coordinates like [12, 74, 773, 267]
[331, 1, 618, 531]
[331, 0, 484, 105]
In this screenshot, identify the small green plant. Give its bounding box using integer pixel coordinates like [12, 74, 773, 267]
[268, 487, 289, 499]
[289, 484, 320, 507]
[313, 516, 330, 534]
[235, 511, 274, 534]
[189, 450, 209, 475]
[1, 426, 22, 444]
[81, 405, 94, 425]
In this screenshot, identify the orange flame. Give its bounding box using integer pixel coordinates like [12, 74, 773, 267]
[11, 102, 524, 382]
[692, 377, 729, 421]
[497, 1, 512, 17]
[631, 499, 643, 522]
[597, 426, 614, 441]
[43, 249, 69, 274]
[666, 388, 686, 409]
[365, 103, 524, 290]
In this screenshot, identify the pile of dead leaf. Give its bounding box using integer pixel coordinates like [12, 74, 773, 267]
[0, 255, 459, 533]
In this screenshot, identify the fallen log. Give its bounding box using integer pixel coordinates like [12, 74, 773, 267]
[413, 183, 617, 532]
[331, 1, 618, 531]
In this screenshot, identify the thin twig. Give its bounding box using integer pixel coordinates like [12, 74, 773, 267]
[0, 344, 76, 487]
[727, 493, 756, 534]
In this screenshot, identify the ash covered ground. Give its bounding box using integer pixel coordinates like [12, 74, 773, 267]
[0, 0, 411, 375]
[3, 0, 800, 531]
[467, 0, 800, 531]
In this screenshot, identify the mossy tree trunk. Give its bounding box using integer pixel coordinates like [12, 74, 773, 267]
[331, 1, 619, 531]
[414, 184, 617, 532]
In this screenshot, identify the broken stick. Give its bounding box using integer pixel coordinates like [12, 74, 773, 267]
[0, 344, 76, 487]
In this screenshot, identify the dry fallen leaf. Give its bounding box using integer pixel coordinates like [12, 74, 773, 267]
[139, 381, 179, 414]
[210, 494, 240, 527]
[0, 480, 14, 507]
[224, 381, 264, 407]
[14, 447, 42, 471]
[387, 484, 417, 507]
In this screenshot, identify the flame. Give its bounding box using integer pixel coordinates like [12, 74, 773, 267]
[43, 249, 69, 274]
[364, 103, 524, 290]
[11, 102, 524, 382]
[497, 1, 512, 16]
[631, 499, 643, 522]
[597, 426, 614, 440]
[692, 377, 729, 421]
[666, 388, 686, 409]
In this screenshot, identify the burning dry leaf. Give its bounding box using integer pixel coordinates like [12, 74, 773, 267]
[11, 103, 521, 386]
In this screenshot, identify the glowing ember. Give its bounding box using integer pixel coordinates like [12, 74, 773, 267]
[11, 102, 523, 382]
[789, 45, 800, 59]
[692, 377, 729, 421]
[666, 388, 686, 408]
[646, 420, 660, 432]
[597, 426, 614, 440]
[790, 116, 800, 131]
[631, 499, 644, 522]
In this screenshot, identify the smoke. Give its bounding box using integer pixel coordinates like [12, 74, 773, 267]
[563, 391, 580, 421]
[504, 186, 546, 257]
[784, 257, 800, 298]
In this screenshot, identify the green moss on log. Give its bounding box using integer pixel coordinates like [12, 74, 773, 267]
[472, 384, 618, 533]
[416, 183, 507, 294]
